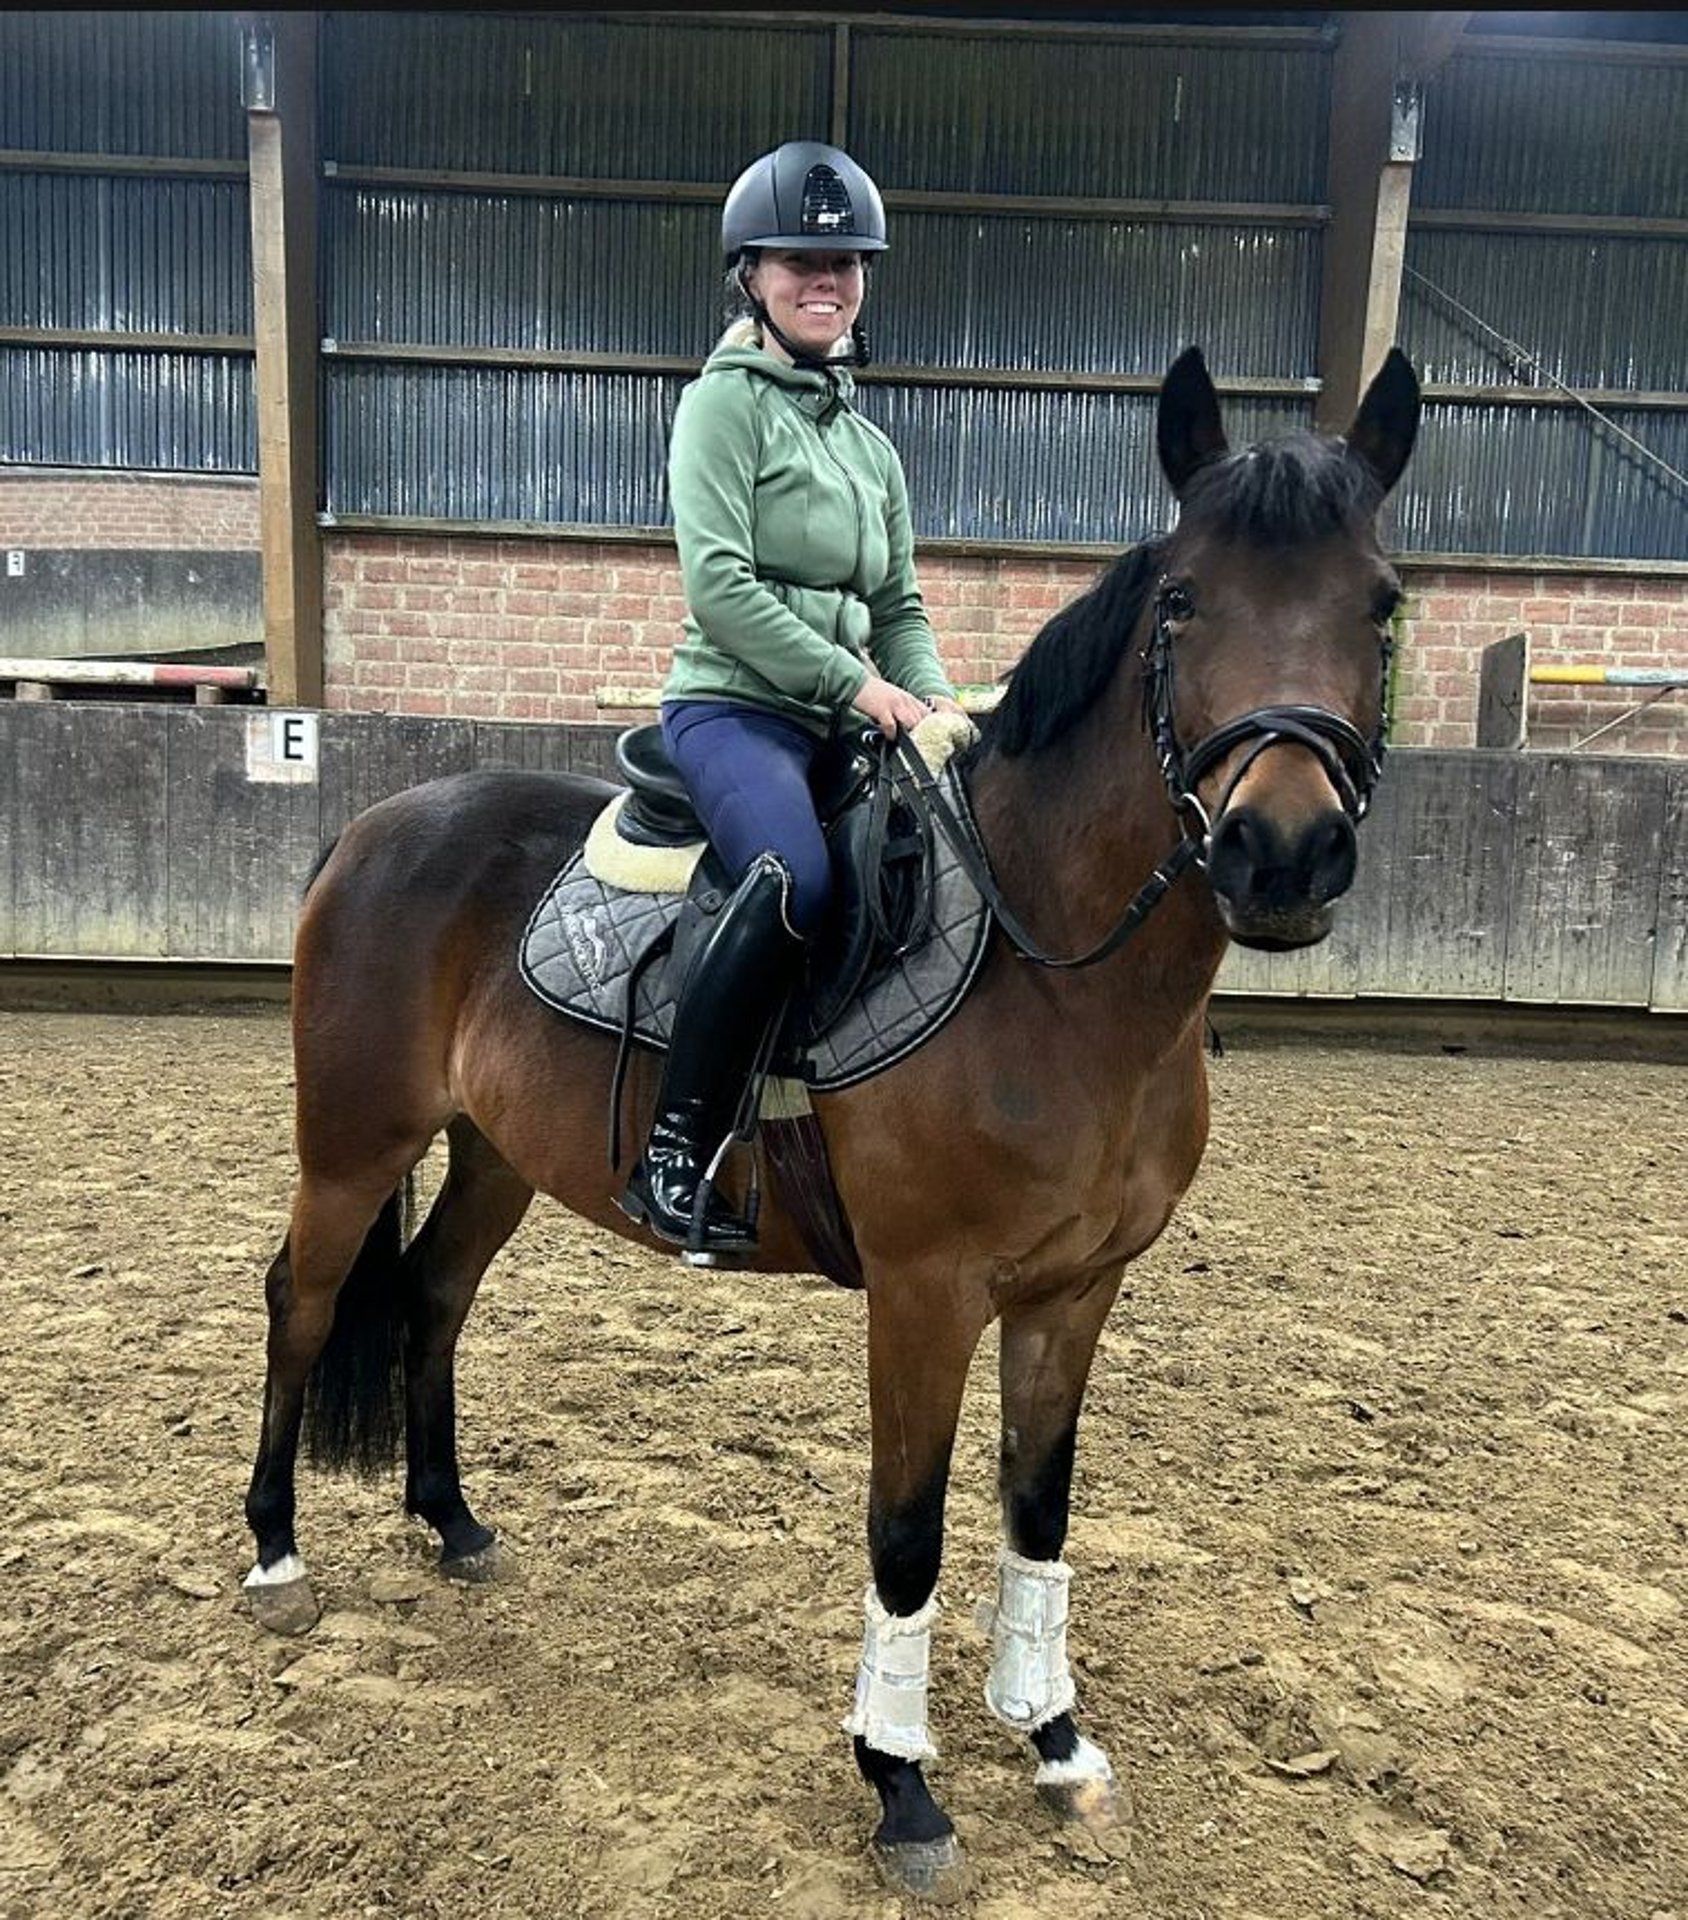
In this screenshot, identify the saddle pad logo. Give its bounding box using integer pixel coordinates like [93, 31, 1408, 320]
[563, 907, 608, 990]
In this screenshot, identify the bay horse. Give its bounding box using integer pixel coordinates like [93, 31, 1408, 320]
[243, 345, 1419, 1901]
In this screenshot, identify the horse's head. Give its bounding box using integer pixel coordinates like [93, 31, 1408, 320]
[1152, 345, 1420, 950]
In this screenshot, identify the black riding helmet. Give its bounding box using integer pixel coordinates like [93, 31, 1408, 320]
[721, 141, 889, 262]
[722, 142, 887, 370]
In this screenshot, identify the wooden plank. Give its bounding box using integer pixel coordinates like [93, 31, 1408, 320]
[1361, 749, 1518, 999]
[1206, 750, 1520, 1002]
[0, 705, 16, 956]
[247, 13, 322, 708]
[1648, 764, 1688, 1014]
[1315, 11, 1400, 433]
[0, 326, 253, 355]
[1477, 633, 1529, 750]
[470, 720, 589, 777]
[1362, 158, 1413, 400]
[0, 150, 249, 179]
[1504, 756, 1670, 1007]
[324, 338, 1312, 398]
[472, 721, 626, 787]
[564, 724, 625, 784]
[9, 705, 171, 958]
[1412, 208, 1688, 239]
[317, 712, 477, 840]
[164, 707, 321, 963]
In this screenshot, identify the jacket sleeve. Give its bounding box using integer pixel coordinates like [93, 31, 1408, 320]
[863, 449, 957, 703]
[668, 375, 870, 709]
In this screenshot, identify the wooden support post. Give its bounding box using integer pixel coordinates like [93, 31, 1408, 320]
[245, 13, 323, 709]
[1317, 12, 1470, 434]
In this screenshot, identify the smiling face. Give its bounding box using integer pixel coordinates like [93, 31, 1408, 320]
[745, 249, 866, 359]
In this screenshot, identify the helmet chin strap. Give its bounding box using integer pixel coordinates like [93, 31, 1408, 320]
[738, 264, 861, 372]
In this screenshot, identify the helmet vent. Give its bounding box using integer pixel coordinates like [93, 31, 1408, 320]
[800, 164, 854, 236]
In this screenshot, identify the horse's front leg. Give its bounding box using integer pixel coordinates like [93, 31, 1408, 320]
[992, 1274, 1129, 1838]
[848, 1275, 989, 1903]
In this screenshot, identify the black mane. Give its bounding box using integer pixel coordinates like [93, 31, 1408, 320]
[972, 539, 1165, 760]
[972, 428, 1380, 760]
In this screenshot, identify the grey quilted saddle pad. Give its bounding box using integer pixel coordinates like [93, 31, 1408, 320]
[520, 766, 991, 1094]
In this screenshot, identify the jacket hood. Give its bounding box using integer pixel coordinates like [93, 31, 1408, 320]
[700, 340, 856, 415]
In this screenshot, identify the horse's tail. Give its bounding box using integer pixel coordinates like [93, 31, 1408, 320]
[301, 1175, 416, 1475]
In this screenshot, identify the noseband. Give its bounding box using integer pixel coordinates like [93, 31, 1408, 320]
[1143, 576, 1390, 861]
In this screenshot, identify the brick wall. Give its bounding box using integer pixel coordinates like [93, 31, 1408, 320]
[322, 534, 1105, 726]
[324, 533, 1688, 756]
[0, 469, 259, 548]
[1397, 567, 1688, 756]
[4, 473, 1680, 753]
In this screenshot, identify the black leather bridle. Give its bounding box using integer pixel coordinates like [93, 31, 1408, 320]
[1143, 575, 1391, 852]
[880, 575, 1392, 973]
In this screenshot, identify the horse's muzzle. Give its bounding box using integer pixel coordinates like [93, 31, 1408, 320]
[1204, 803, 1357, 950]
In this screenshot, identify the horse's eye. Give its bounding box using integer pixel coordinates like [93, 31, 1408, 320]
[1162, 583, 1196, 623]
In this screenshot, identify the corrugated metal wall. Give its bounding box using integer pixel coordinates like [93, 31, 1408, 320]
[1394, 38, 1688, 559]
[0, 10, 253, 473]
[846, 26, 1329, 200]
[0, 174, 251, 335]
[0, 10, 247, 156]
[3, 12, 1684, 561]
[0, 345, 254, 472]
[317, 13, 1330, 542]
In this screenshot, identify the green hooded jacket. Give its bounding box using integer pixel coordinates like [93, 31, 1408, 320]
[661, 340, 956, 736]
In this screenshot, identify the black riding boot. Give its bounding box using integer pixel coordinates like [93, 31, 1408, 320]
[619, 853, 804, 1255]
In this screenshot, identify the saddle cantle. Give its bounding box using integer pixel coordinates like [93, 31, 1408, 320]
[520, 712, 989, 1094]
[613, 724, 707, 846]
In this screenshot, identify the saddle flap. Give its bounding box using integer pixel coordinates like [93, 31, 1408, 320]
[799, 784, 930, 1043]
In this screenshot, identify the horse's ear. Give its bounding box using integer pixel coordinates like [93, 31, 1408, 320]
[1157, 346, 1230, 497]
[1344, 346, 1421, 498]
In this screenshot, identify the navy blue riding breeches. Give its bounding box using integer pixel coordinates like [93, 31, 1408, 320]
[660, 700, 833, 936]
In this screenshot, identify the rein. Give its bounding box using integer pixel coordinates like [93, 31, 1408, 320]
[880, 578, 1390, 973]
[880, 730, 1200, 973]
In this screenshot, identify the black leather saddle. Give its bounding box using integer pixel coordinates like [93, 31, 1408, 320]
[612, 723, 935, 1044]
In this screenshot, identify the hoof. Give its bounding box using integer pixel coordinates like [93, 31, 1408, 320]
[245, 1576, 320, 1637]
[870, 1834, 972, 1905]
[441, 1538, 503, 1584]
[1038, 1770, 1132, 1841]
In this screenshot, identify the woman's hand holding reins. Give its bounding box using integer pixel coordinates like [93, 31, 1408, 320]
[853, 673, 934, 739]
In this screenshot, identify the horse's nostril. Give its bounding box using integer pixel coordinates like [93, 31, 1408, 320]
[1308, 813, 1357, 902]
[1208, 807, 1357, 910]
[1207, 809, 1272, 900]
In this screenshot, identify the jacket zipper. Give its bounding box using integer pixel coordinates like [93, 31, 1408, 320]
[812, 396, 868, 652]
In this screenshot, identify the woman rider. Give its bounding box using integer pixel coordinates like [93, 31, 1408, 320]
[618, 140, 966, 1257]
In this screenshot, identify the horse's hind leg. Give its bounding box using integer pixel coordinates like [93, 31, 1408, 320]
[244, 1163, 415, 1634]
[401, 1116, 533, 1576]
[849, 1277, 989, 1903]
[992, 1276, 1129, 1838]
